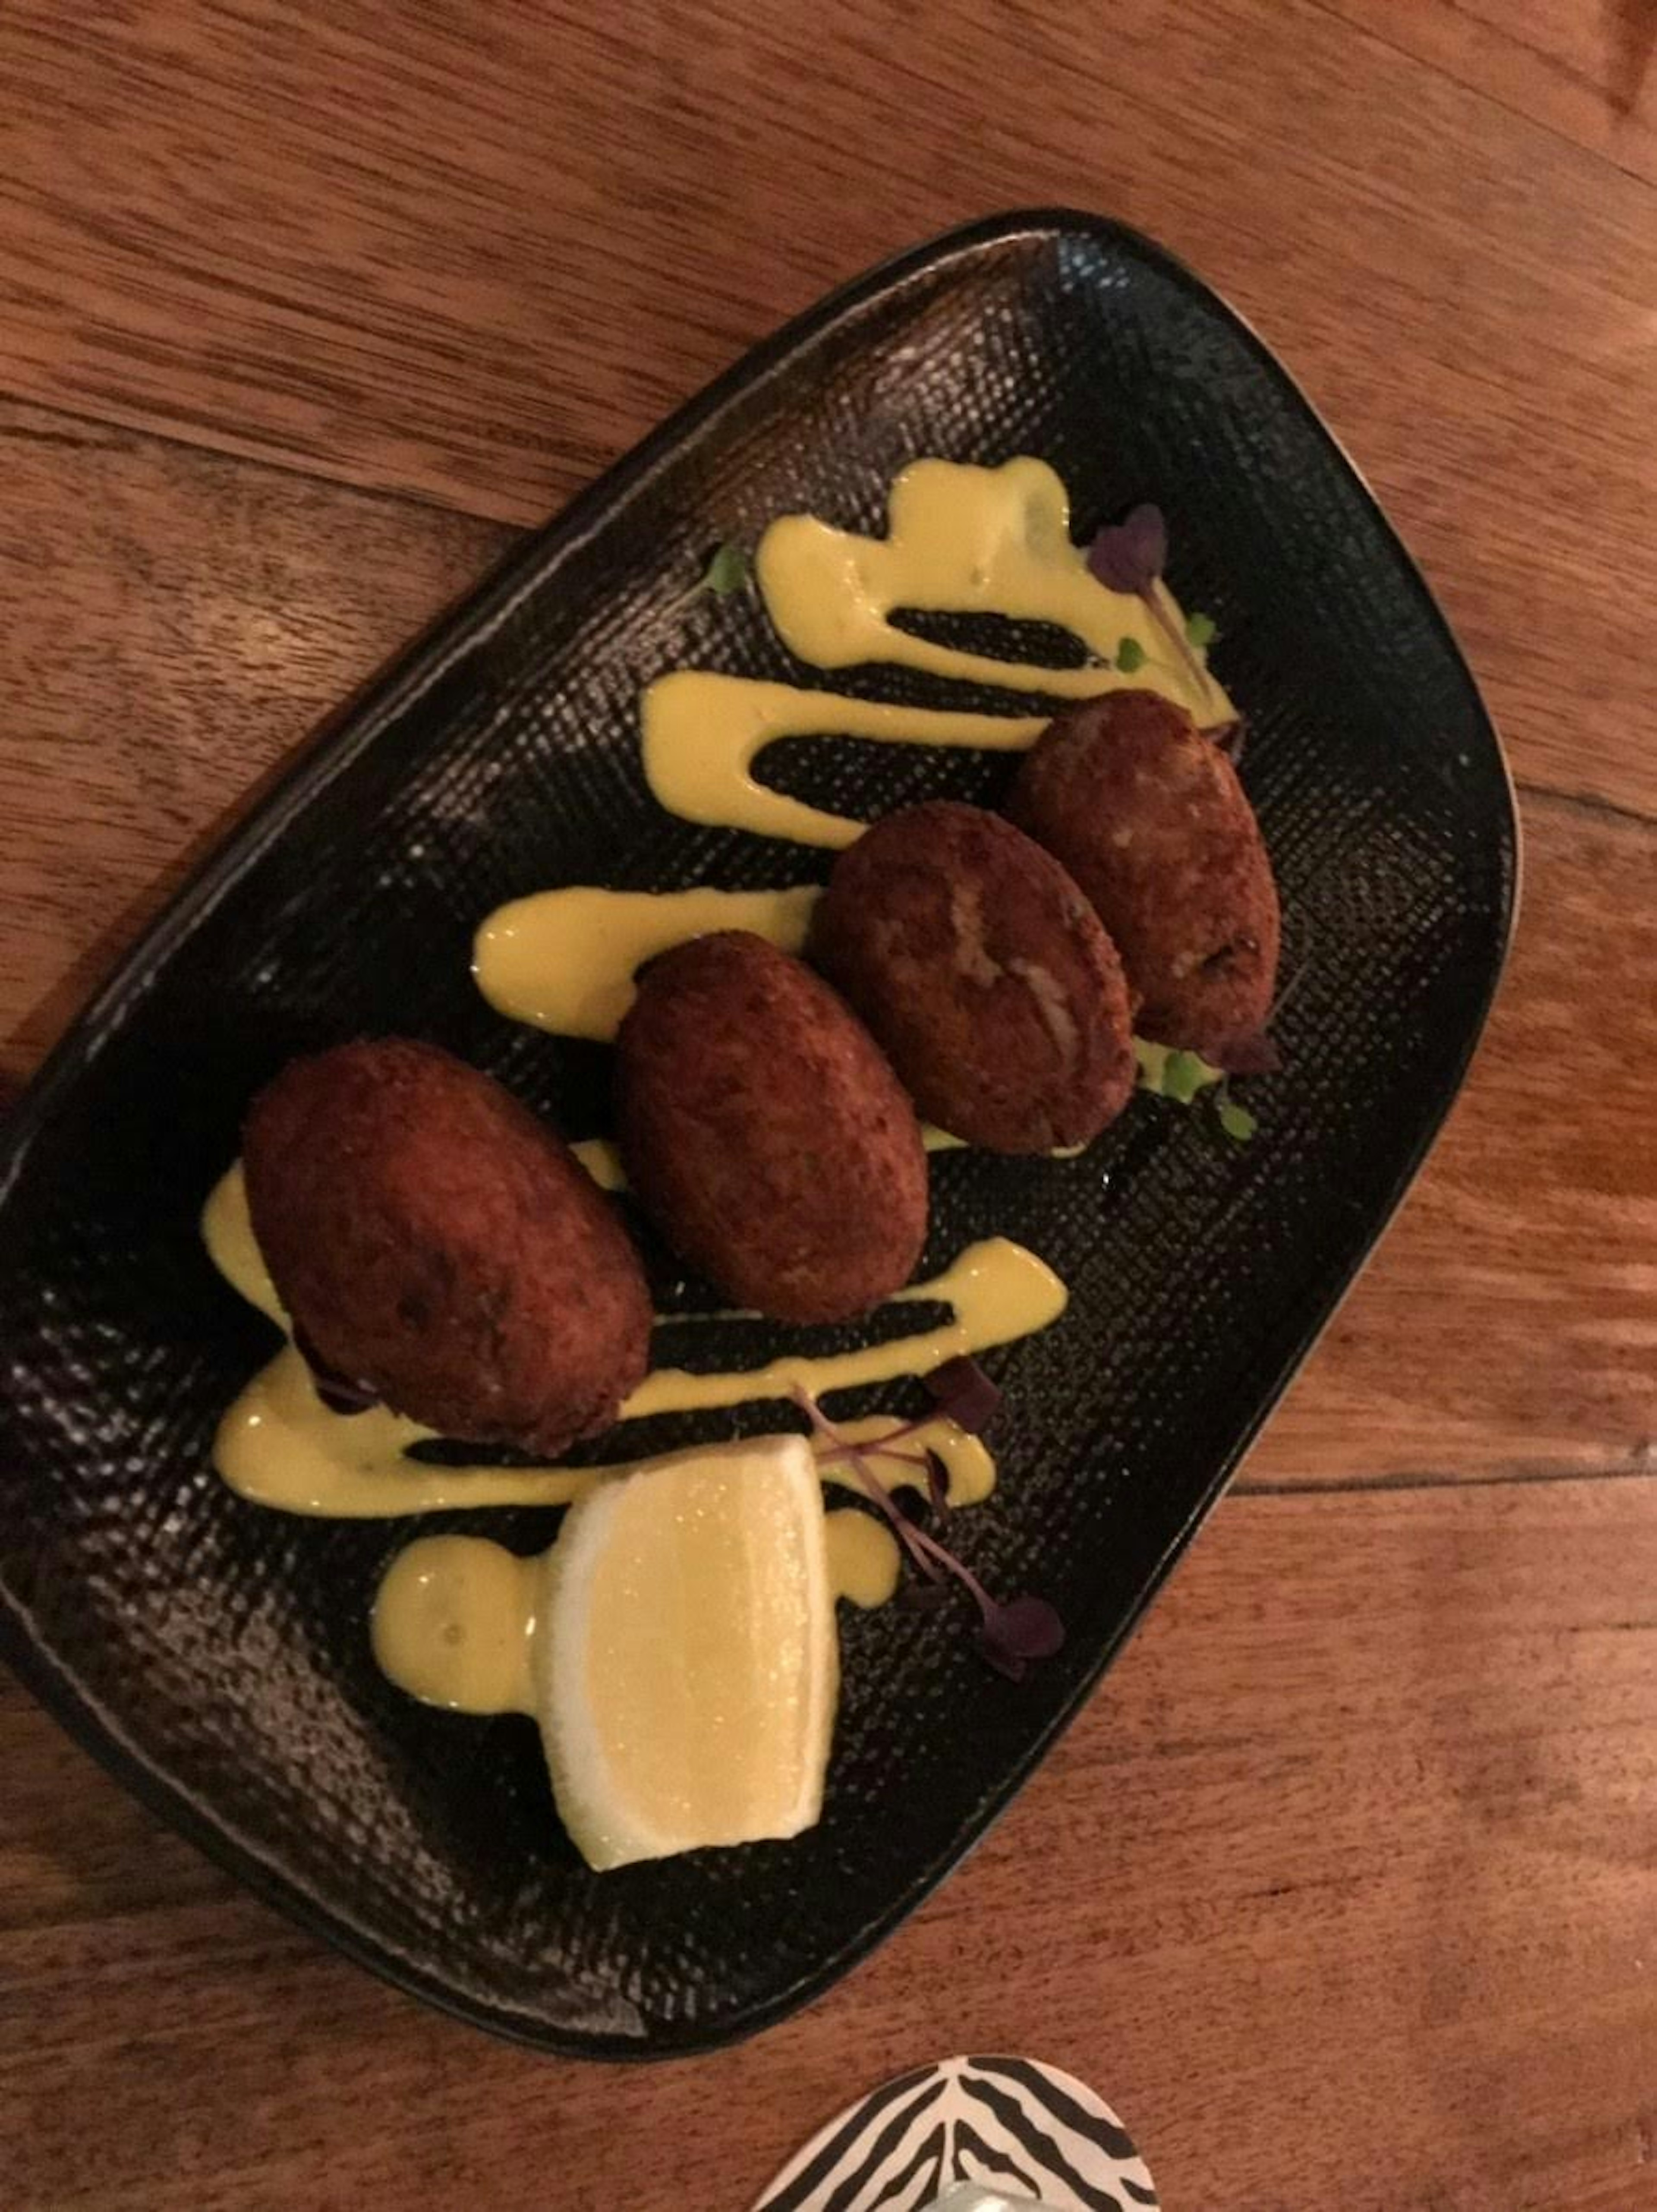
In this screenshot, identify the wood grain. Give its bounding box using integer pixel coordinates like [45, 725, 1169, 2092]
[0, 399, 509, 1089]
[1255, 789, 1657, 1484]
[6, 1475, 1655, 2212]
[1317, 0, 1657, 181]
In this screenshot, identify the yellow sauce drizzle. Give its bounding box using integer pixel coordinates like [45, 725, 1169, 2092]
[823, 1512, 901, 1610]
[622, 1240, 1065, 1418]
[372, 1536, 541, 1714]
[641, 674, 1046, 851]
[214, 1349, 595, 1518]
[757, 457, 1228, 715]
[474, 883, 817, 1040]
[203, 1162, 283, 1325]
[570, 1137, 627, 1192]
[625, 457, 1233, 848]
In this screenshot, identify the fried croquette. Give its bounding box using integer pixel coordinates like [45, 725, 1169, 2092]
[810, 800, 1135, 1153]
[243, 1038, 652, 1454]
[1007, 690, 1279, 1059]
[614, 931, 927, 1323]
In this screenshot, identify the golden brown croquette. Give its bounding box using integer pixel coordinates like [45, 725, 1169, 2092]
[1008, 690, 1279, 1059]
[810, 800, 1136, 1152]
[615, 932, 927, 1323]
[244, 1038, 652, 1453]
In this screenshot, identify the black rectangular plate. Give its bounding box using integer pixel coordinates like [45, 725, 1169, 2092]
[0, 211, 1515, 2057]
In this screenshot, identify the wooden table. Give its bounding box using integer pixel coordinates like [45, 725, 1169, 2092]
[3, 5, 1656, 2206]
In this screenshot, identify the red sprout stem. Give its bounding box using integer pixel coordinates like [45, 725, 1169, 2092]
[794, 1390, 945, 1582]
[897, 1520, 998, 1624]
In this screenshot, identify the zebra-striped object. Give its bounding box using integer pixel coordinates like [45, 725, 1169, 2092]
[750, 2054, 1159, 2212]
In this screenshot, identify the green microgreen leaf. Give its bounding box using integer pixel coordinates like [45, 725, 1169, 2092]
[1216, 1095, 1258, 1143]
[1184, 610, 1218, 650]
[702, 541, 751, 597]
[1115, 634, 1146, 674]
[1161, 1049, 1210, 1105]
[1134, 1037, 1224, 1101]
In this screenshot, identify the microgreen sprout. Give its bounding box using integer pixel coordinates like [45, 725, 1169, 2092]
[700, 542, 751, 597]
[1087, 502, 1217, 700]
[1134, 1038, 1261, 1144]
[1215, 1090, 1259, 1144]
[923, 1355, 1003, 1436]
[795, 1383, 1064, 1682]
[1134, 1038, 1224, 1103]
[661, 539, 752, 623]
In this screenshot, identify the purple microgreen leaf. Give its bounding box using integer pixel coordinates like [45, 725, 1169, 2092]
[983, 1593, 1066, 1661]
[973, 1596, 1068, 1680]
[1087, 505, 1216, 705]
[923, 1355, 1003, 1437]
[925, 1447, 950, 1517]
[1087, 503, 1166, 596]
[1211, 1029, 1281, 1078]
[793, 1382, 1065, 1678]
[975, 1631, 1027, 1681]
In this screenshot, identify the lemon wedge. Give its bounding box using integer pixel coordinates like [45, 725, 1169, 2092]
[537, 1436, 837, 1870]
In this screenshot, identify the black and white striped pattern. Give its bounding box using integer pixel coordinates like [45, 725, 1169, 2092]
[750, 2054, 1158, 2212]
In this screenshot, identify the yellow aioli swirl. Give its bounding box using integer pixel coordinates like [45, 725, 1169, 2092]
[822, 1512, 901, 1609]
[203, 1165, 1063, 1520]
[373, 1536, 543, 1714]
[374, 1503, 902, 1717]
[624, 456, 1233, 848]
[203, 1162, 283, 1326]
[640, 675, 1047, 851]
[474, 883, 817, 1040]
[621, 1241, 1065, 1418]
[756, 457, 1228, 714]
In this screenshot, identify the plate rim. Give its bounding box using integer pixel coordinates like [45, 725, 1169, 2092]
[0, 206, 1520, 2059]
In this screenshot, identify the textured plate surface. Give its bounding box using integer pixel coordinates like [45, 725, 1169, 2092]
[0, 211, 1515, 2057]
